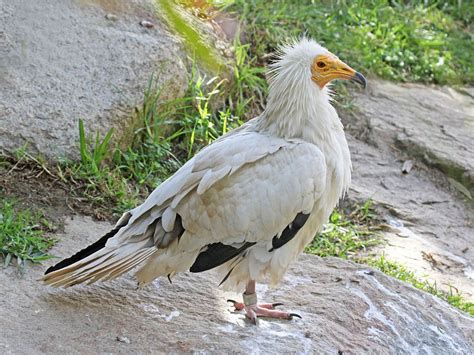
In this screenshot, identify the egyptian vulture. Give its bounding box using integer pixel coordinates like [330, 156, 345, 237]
[43, 38, 366, 323]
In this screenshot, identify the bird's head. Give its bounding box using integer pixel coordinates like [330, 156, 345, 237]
[268, 38, 367, 91]
[261, 38, 367, 136]
[311, 53, 367, 89]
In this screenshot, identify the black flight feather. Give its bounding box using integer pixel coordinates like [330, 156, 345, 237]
[44, 227, 121, 275]
[218, 253, 246, 286]
[190, 242, 255, 273]
[270, 212, 310, 251]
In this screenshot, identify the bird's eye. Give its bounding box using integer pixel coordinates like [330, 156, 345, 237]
[317, 61, 326, 68]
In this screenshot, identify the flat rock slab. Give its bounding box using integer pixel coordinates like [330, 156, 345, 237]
[0, 0, 188, 160]
[353, 81, 474, 193]
[346, 80, 474, 300]
[1, 216, 472, 354]
[348, 133, 474, 300]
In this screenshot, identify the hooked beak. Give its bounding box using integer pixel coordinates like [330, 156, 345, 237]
[351, 71, 367, 89]
[312, 54, 367, 89]
[331, 58, 367, 89]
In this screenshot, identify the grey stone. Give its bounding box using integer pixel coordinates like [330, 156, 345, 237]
[0, 0, 229, 161]
[0, 216, 472, 353]
[343, 80, 474, 301]
[347, 133, 474, 301]
[352, 80, 474, 194]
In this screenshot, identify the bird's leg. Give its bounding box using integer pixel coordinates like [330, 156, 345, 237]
[227, 280, 301, 324]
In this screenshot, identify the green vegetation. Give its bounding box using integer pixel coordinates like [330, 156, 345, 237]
[157, 0, 227, 73]
[305, 200, 382, 258]
[229, 41, 267, 118]
[229, 0, 473, 85]
[58, 126, 138, 213]
[0, 200, 56, 268]
[366, 255, 474, 315]
[78, 119, 114, 176]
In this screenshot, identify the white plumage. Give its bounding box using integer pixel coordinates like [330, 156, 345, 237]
[43, 38, 364, 320]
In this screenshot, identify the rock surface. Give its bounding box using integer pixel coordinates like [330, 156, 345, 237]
[0, 0, 227, 160]
[0, 216, 473, 354]
[353, 80, 474, 194]
[345, 80, 474, 300]
[348, 133, 474, 300]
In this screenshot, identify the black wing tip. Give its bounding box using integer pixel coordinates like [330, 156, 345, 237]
[45, 265, 55, 275]
[190, 242, 255, 273]
[270, 212, 310, 251]
[44, 227, 121, 275]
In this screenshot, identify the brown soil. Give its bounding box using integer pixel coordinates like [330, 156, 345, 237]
[0, 156, 117, 224]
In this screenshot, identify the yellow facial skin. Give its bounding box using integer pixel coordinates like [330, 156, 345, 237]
[311, 54, 367, 89]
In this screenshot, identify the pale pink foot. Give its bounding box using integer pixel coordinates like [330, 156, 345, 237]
[227, 280, 301, 324]
[228, 300, 301, 324]
[227, 300, 283, 311]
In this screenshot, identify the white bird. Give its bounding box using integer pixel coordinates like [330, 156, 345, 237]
[43, 38, 366, 323]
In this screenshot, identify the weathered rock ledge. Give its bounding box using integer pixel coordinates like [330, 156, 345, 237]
[1, 216, 472, 354]
[352, 80, 474, 196]
[0, 0, 230, 161]
[345, 80, 474, 301]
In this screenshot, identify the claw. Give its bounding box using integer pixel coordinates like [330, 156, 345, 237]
[272, 302, 284, 308]
[227, 299, 245, 311]
[245, 307, 258, 325]
[289, 313, 302, 319]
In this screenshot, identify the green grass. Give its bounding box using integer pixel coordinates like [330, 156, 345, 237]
[58, 129, 139, 214]
[56, 64, 249, 215]
[305, 200, 383, 258]
[78, 119, 114, 176]
[0, 200, 56, 268]
[228, 40, 267, 119]
[365, 254, 474, 315]
[228, 0, 473, 85]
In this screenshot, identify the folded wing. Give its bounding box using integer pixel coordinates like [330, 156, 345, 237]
[43, 130, 326, 288]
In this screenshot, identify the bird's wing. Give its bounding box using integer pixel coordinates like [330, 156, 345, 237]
[177, 133, 327, 244]
[130, 130, 327, 286]
[42, 129, 326, 287]
[115, 129, 326, 243]
[114, 129, 288, 228]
